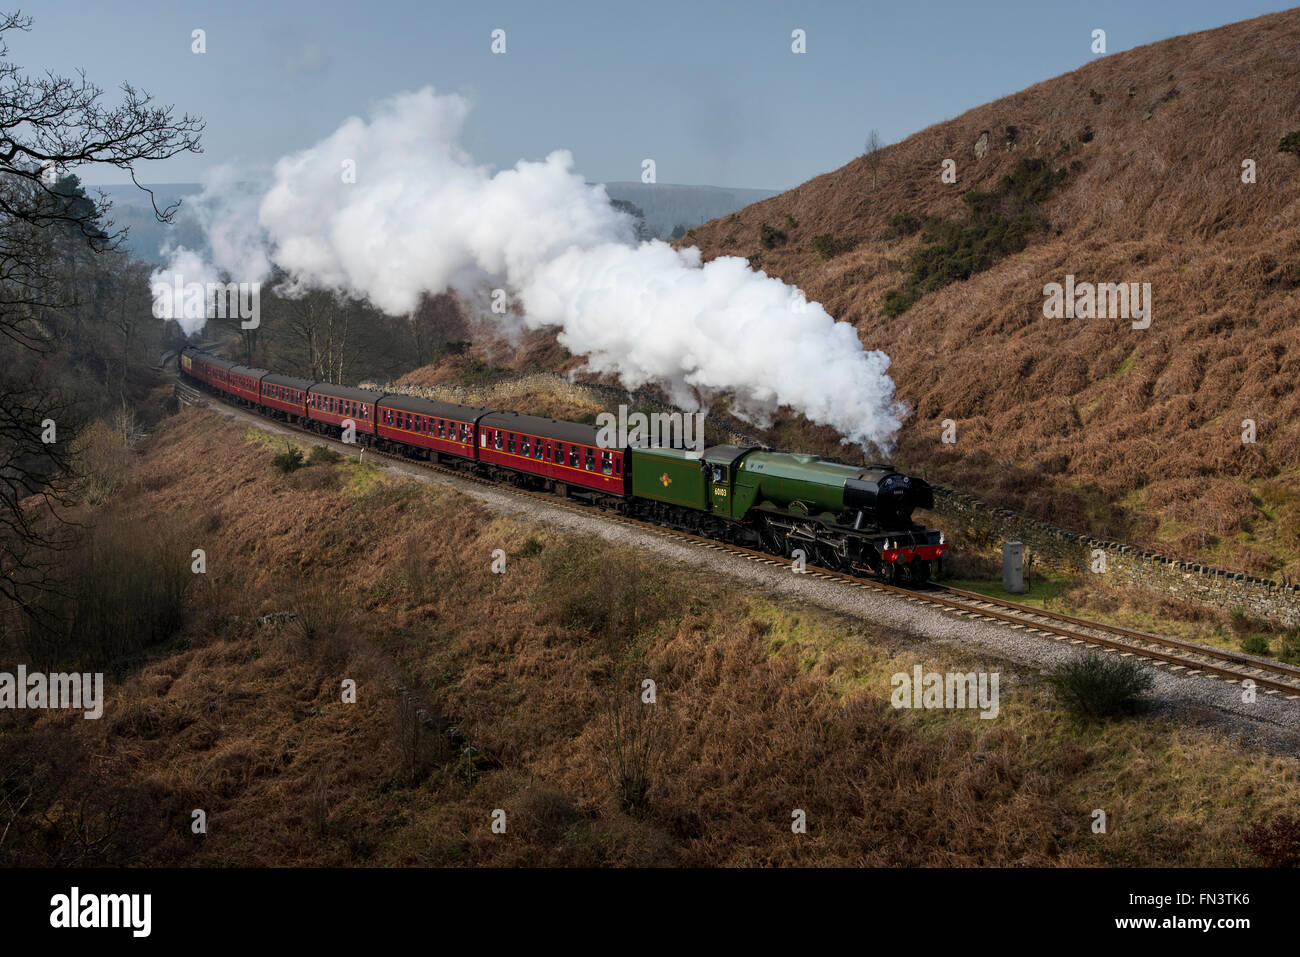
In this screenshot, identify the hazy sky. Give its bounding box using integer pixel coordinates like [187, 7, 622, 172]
[15, 0, 1292, 189]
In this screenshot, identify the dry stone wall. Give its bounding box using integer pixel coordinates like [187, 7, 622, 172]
[929, 486, 1300, 628]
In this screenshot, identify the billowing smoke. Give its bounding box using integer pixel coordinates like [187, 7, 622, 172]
[153, 88, 905, 448]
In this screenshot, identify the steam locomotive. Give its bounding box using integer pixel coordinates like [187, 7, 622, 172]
[182, 347, 947, 585]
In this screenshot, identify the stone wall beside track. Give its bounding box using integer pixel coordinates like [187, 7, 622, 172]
[929, 486, 1300, 628]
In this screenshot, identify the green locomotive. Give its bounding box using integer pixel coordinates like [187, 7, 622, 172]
[627, 444, 946, 584]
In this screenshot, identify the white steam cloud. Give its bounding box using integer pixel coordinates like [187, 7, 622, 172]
[153, 88, 905, 448]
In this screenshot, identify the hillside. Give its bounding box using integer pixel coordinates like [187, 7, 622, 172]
[4, 409, 1299, 866]
[600, 181, 780, 238]
[680, 9, 1300, 578]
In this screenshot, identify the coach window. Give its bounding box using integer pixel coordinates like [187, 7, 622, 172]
[506, 433, 515, 454]
[494, 430, 502, 450]
[569, 446, 579, 468]
[601, 451, 612, 475]
[435, 420, 444, 438]
[520, 436, 530, 456]
[534, 439, 544, 460]
[585, 450, 595, 472]
[554, 442, 564, 464]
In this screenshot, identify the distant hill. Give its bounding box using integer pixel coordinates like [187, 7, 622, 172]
[680, 8, 1300, 578]
[94, 180, 779, 264]
[598, 182, 780, 239]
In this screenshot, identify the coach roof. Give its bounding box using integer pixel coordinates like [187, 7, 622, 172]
[377, 393, 491, 421]
[262, 372, 316, 391]
[191, 352, 237, 371]
[479, 410, 603, 447]
[309, 381, 385, 403]
[229, 364, 269, 379]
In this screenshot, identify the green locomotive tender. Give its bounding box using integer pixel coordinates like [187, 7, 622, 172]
[627, 444, 946, 585]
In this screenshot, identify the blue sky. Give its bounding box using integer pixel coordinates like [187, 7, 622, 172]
[15, 0, 1293, 189]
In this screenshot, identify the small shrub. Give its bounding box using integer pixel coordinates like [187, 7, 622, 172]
[1047, 652, 1154, 719]
[72, 419, 130, 505]
[882, 212, 923, 239]
[1239, 632, 1271, 656]
[291, 582, 349, 647]
[597, 682, 662, 814]
[511, 537, 544, 559]
[882, 287, 920, 317]
[307, 444, 341, 466]
[1280, 629, 1300, 665]
[271, 443, 305, 474]
[784, 213, 798, 231]
[759, 223, 787, 249]
[1276, 130, 1300, 157]
[811, 233, 856, 261]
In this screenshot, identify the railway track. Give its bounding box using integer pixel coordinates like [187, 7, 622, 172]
[184, 378, 1300, 703]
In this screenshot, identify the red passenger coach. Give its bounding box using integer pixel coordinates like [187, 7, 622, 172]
[376, 394, 488, 463]
[477, 410, 626, 499]
[306, 382, 383, 437]
[261, 373, 313, 421]
[227, 365, 267, 406]
[193, 352, 237, 393]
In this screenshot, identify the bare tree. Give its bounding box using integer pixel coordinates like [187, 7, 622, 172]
[864, 128, 884, 189]
[0, 10, 203, 612]
[282, 290, 354, 383]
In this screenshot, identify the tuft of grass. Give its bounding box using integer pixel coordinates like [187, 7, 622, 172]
[1047, 652, 1154, 720]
